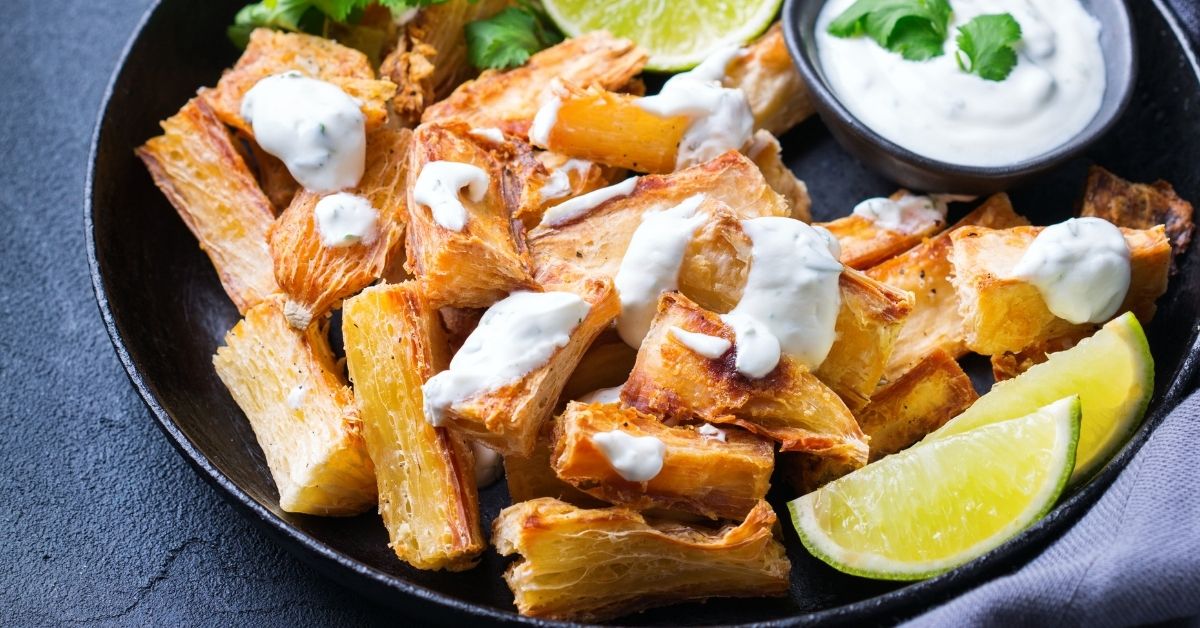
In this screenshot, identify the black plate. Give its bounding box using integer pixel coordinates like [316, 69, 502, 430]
[86, 1, 1200, 625]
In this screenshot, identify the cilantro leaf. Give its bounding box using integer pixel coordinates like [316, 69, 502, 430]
[466, 4, 563, 70]
[228, 0, 325, 48]
[827, 0, 953, 61]
[955, 13, 1022, 81]
[227, 0, 452, 48]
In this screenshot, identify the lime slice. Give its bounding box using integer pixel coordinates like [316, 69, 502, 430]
[541, 0, 782, 71]
[923, 312, 1153, 483]
[790, 397, 1080, 580]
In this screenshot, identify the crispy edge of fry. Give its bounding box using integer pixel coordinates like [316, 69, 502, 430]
[950, 224, 1171, 355]
[135, 97, 279, 313]
[781, 348, 979, 495]
[441, 277, 623, 457]
[536, 82, 689, 174]
[675, 213, 913, 411]
[727, 23, 816, 136]
[989, 326, 1097, 381]
[404, 122, 536, 308]
[868, 193, 1030, 381]
[551, 401, 774, 520]
[815, 269, 916, 411]
[818, 190, 948, 270]
[380, 0, 512, 125]
[200, 28, 394, 136]
[213, 297, 376, 516]
[529, 150, 789, 288]
[621, 292, 867, 465]
[747, 129, 812, 222]
[493, 498, 790, 621]
[505, 419, 611, 507]
[231, 129, 297, 214]
[270, 126, 413, 329]
[557, 328, 638, 407]
[342, 281, 485, 571]
[512, 150, 627, 231]
[422, 32, 648, 137]
[1080, 165, 1194, 267]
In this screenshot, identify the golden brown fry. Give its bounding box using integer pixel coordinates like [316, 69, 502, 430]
[529, 151, 789, 286]
[270, 127, 412, 329]
[747, 129, 812, 221]
[951, 224, 1171, 355]
[989, 327, 1096, 381]
[381, 0, 511, 126]
[552, 402, 774, 519]
[437, 278, 622, 457]
[494, 498, 790, 621]
[506, 421, 609, 507]
[727, 23, 815, 136]
[868, 193, 1029, 380]
[201, 29, 395, 136]
[783, 348, 978, 494]
[135, 98, 279, 313]
[422, 32, 648, 138]
[342, 282, 485, 571]
[533, 83, 689, 174]
[234, 130, 299, 213]
[502, 146, 627, 230]
[818, 190, 948, 269]
[675, 214, 913, 411]
[817, 270, 915, 410]
[213, 298, 375, 516]
[1080, 165, 1194, 264]
[558, 329, 638, 406]
[404, 122, 536, 308]
[622, 292, 867, 465]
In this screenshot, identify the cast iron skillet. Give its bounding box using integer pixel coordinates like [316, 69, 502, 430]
[86, 1, 1200, 625]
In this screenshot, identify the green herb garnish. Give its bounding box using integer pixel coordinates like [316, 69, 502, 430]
[955, 13, 1022, 81]
[827, 0, 954, 61]
[228, 1, 442, 48]
[465, 3, 564, 70]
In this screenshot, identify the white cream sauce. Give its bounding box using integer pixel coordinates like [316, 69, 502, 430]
[816, 0, 1106, 167]
[539, 176, 639, 227]
[539, 159, 593, 203]
[412, 161, 490, 232]
[578, 386, 623, 405]
[852, 194, 947, 234]
[592, 430, 666, 482]
[312, 192, 379, 248]
[637, 48, 755, 169]
[697, 423, 727, 443]
[469, 127, 506, 143]
[1009, 217, 1130, 324]
[529, 92, 562, 148]
[668, 326, 731, 360]
[241, 72, 366, 192]
[421, 291, 590, 426]
[722, 217, 843, 378]
[613, 195, 708, 348]
[471, 441, 503, 487]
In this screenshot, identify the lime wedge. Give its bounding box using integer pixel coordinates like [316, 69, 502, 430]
[923, 312, 1153, 483]
[541, 0, 782, 71]
[790, 397, 1080, 580]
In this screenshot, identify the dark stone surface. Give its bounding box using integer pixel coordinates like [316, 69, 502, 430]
[4, 1, 1200, 627]
[0, 2, 392, 625]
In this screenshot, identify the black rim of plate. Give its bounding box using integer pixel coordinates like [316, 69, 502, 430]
[84, 1, 1200, 625]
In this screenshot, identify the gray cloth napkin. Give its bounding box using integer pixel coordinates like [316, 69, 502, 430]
[907, 388, 1200, 626]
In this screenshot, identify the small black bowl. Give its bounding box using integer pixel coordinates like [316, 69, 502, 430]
[781, 0, 1138, 194]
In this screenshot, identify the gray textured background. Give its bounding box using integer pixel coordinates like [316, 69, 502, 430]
[0, 2, 392, 625]
[4, 1, 1199, 626]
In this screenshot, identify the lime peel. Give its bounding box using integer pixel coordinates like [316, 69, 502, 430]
[790, 396, 1081, 580]
[540, 0, 784, 71]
